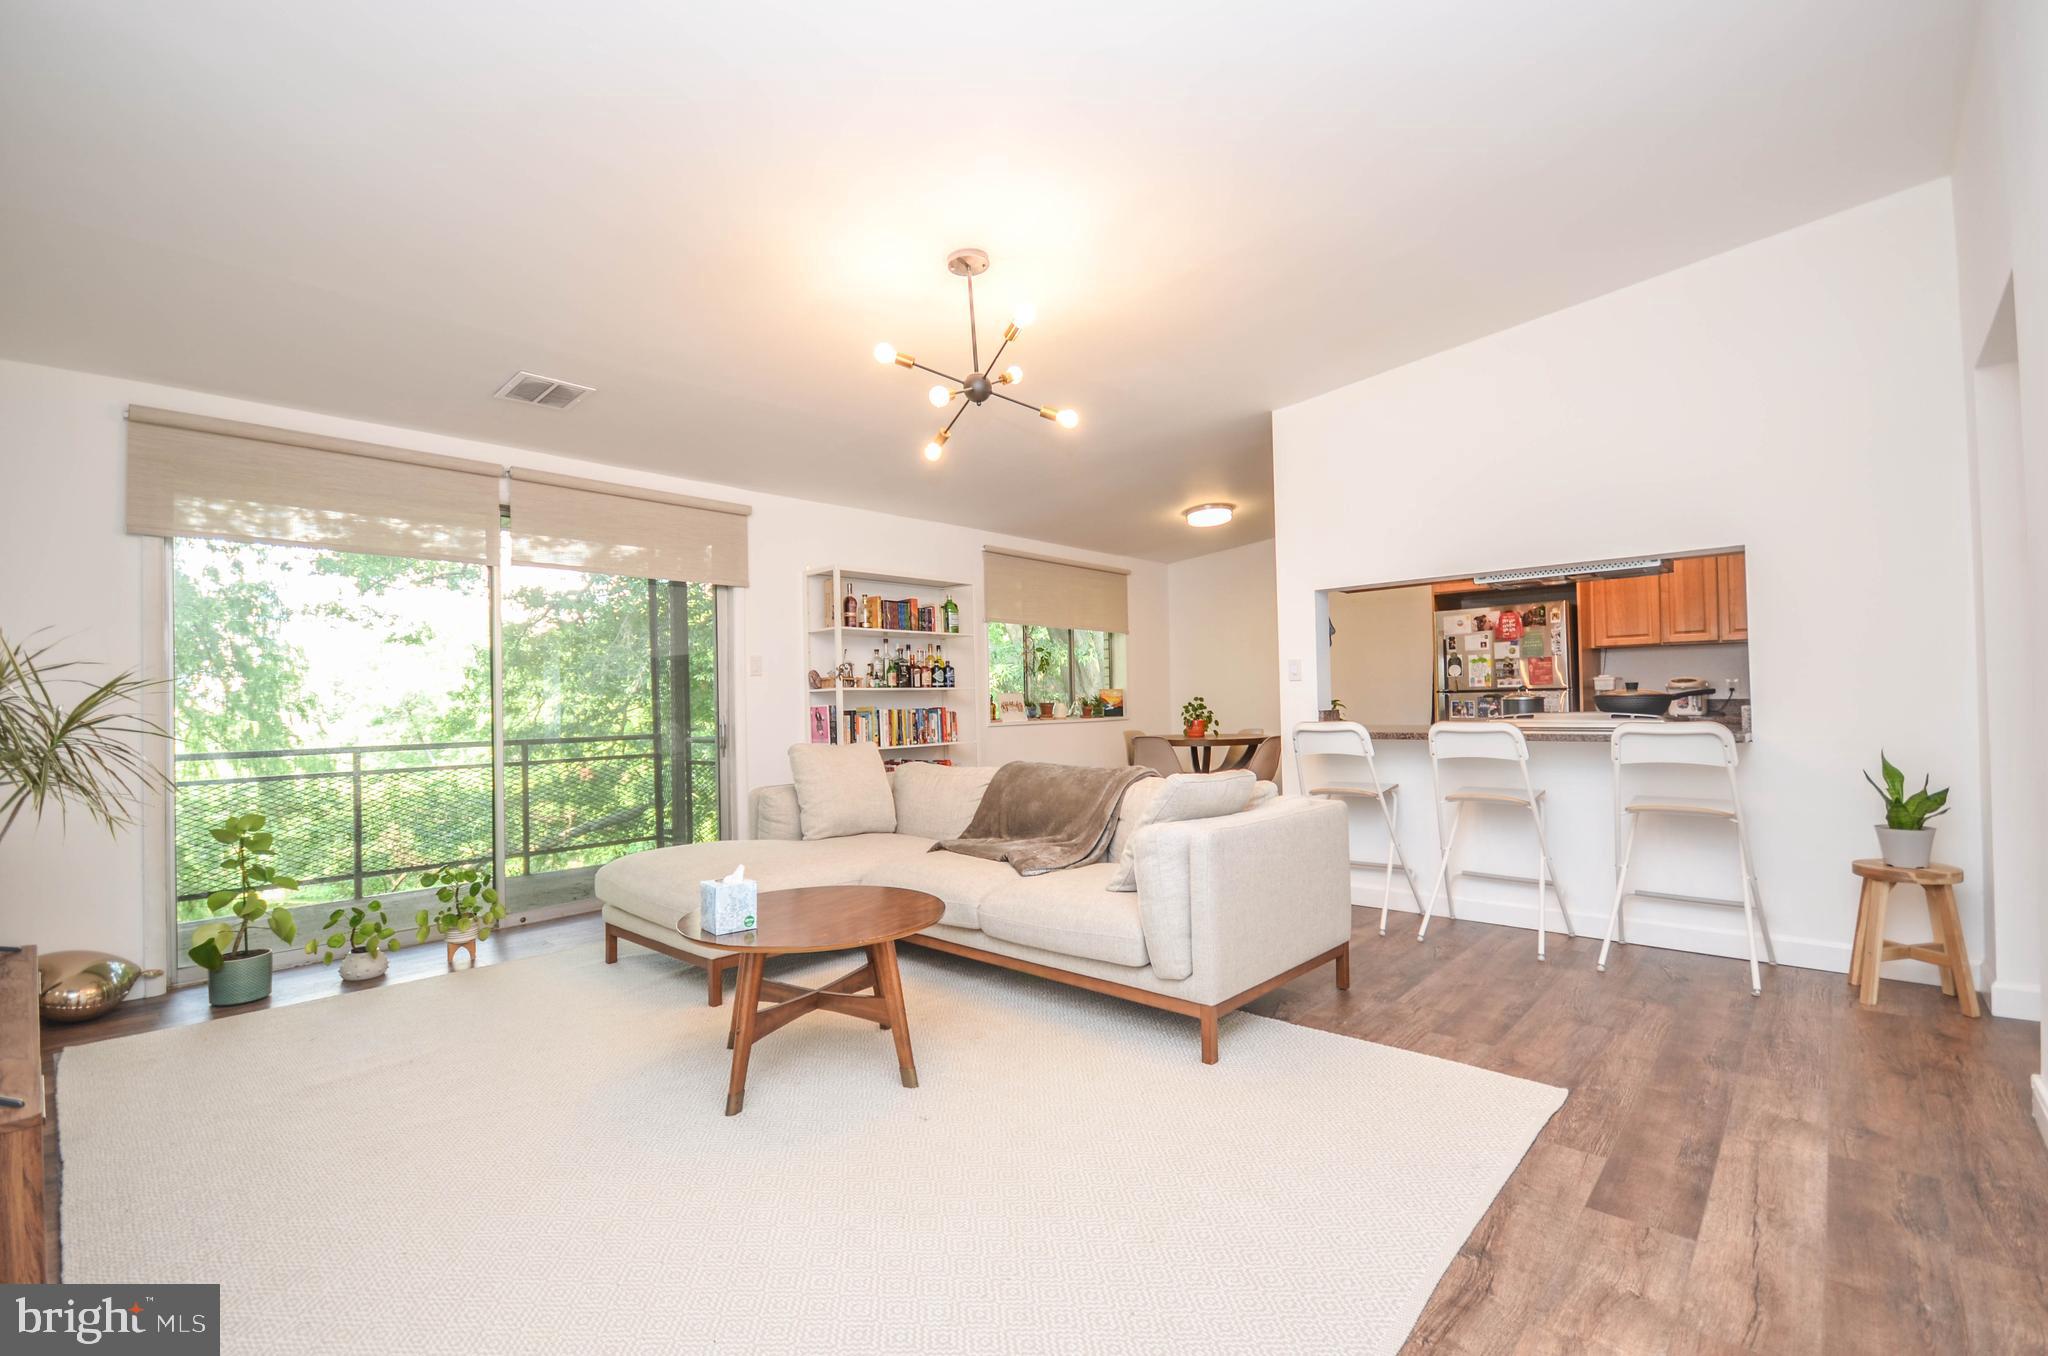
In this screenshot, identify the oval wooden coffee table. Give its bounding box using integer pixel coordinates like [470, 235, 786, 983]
[679, 884, 944, 1115]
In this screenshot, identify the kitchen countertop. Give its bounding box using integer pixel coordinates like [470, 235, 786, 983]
[1366, 713, 1750, 744]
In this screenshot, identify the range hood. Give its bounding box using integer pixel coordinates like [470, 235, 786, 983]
[1469, 556, 1668, 588]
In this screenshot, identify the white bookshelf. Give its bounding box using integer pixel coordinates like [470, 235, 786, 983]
[803, 566, 978, 766]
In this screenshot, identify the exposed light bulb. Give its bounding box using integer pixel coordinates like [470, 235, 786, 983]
[873, 342, 896, 365]
[1055, 408, 1079, 430]
[927, 384, 951, 407]
[1183, 503, 1235, 528]
[1001, 365, 1024, 386]
[923, 430, 949, 462]
[1013, 301, 1036, 328]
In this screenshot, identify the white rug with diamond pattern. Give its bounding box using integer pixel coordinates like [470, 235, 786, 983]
[61, 942, 1563, 1354]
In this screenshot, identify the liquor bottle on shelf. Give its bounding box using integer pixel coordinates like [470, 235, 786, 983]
[936, 644, 949, 687]
[869, 648, 882, 687]
[942, 594, 958, 634]
[843, 590, 858, 628]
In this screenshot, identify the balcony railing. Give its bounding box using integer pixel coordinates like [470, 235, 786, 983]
[172, 733, 718, 915]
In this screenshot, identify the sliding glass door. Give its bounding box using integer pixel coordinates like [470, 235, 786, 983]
[168, 539, 726, 978]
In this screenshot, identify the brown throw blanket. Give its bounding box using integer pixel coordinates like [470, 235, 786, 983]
[935, 762, 1157, 875]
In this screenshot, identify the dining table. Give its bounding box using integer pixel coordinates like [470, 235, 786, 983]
[1162, 733, 1266, 772]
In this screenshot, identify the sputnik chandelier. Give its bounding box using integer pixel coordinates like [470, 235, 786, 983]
[872, 248, 1078, 463]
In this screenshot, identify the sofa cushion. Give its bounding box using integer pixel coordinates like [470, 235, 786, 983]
[596, 834, 931, 932]
[978, 864, 1147, 967]
[788, 743, 896, 839]
[859, 847, 1014, 930]
[1106, 770, 1257, 890]
[891, 762, 999, 841]
[1106, 776, 1164, 865]
[751, 783, 803, 840]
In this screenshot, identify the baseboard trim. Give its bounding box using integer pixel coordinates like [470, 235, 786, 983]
[1350, 878, 1980, 991]
[2033, 1075, 2048, 1156]
[1990, 980, 2042, 1023]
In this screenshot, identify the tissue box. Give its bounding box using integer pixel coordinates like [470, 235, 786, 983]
[698, 877, 759, 935]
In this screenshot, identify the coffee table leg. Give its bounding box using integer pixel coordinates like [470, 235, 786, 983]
[873, 940, 918, 1089]
[725, 954, 765, 1116]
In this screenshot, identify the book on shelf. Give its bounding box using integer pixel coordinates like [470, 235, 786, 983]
[809, 704, 959, 748]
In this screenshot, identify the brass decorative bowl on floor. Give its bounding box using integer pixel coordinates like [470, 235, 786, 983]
[36, 950, 159, 1023]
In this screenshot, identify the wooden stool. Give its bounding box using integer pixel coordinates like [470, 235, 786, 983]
[1848, 859, 1978, 1016]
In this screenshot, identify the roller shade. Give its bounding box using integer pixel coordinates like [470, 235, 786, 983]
[125, 407, 502, 565]
[984, 547, 1130, 633]
[506, 470, 750, 586]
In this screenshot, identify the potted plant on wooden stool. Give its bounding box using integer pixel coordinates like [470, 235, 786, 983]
[186, 812, 299, 1006]
[415, 864, 504, 968]
[1180, 696, 1215, 738]
[1864, 753, 1949, 869]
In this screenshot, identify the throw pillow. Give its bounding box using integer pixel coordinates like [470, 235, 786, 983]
[787, 743, 896, 840]
[892, 762, 1000, 840]
[1106, 769, 1257, 891]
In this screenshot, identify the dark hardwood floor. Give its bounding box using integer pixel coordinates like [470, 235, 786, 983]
[40, 908, 2048, 1352]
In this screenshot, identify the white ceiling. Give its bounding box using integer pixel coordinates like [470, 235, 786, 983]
[0, 1, 1975, 561]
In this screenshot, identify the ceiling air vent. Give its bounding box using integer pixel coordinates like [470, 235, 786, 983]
[493, 371, 594, 410]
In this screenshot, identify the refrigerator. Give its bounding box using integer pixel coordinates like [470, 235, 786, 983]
[1435, 596, 1576, 720]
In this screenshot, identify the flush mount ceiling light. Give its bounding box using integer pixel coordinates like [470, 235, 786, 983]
[874, 248, 1078, 463]
[1182, 503, 1235, 528]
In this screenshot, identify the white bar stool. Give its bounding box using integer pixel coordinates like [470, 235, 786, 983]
[1599, 722, 1776, 994]
[1417, 721, 1576, 959]
[1291, 721, 1421, 935]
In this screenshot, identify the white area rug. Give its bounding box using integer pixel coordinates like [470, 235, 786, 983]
[61, 945, 1563, 1354]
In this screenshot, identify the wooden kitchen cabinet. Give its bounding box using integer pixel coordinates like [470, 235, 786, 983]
[1582, 573, 1662, 647]
[1658, 555, 1723, 643]
[1718, 553, 1748, 639]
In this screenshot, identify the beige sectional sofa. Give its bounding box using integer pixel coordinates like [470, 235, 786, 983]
[597, 757, 1352, 1062]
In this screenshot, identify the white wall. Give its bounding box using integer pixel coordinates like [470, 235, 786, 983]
[1326, 586, 1433, 726]
[1272, 182, 1983, 988]
[1947, 0, 2048, 1106]
[0, 358, 1169, 991]
[1165, 538, 1279, 735]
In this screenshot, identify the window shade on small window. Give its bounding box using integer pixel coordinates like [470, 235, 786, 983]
[125, 407, 503, 564]
[983, 547, 1130, 633]
[505, 470, 750, 587]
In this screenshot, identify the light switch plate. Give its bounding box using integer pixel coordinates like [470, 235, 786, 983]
[1287, 659, 1302, 682]
[748, 655, 764, 677]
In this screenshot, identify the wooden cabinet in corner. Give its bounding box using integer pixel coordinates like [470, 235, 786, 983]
[1718, 553, 1748, 640]
[1658, 555, 1722, 643]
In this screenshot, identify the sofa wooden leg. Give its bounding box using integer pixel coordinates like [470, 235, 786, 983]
[604, 925, 619, 964]
[1334, 944, 1351, 991]
[1199, 1009, 1220, 1065]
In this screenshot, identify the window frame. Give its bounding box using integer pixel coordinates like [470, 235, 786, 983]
[985, 621, 1126, 722]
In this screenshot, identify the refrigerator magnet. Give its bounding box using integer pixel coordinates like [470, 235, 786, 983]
[1445, 614, 1475, 636]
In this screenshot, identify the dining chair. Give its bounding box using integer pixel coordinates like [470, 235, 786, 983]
[1129, 734, 1185, 778]
[1241, 735, 1282, 782]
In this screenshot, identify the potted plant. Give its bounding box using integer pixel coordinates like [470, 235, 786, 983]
[307, 899, 403, 981]
[0, 629, 164, 842]
[1031, 646, 1060, 718]
[414, 863, 505, 960]
[1864, 753, 1949, 868]
[186, 812, 299, 1006]
[1181, 696, 1215, 738]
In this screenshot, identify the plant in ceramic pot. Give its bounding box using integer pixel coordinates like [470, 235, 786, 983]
[414, 863, 504, 959]
[1031, 646, 1060, 718]
[1180, 696, 1215, 738]
[186, 812, 299, 1006]
[1864, 753, 1949, 869]
[307, 899, 403, 981]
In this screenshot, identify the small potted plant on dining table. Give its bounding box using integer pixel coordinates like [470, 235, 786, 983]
[415, 863, 504, 966]
[1181, 696, 1215, 738]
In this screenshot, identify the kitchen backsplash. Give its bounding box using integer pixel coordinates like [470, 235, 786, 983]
[1596, 642, 1751, 701]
